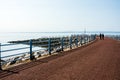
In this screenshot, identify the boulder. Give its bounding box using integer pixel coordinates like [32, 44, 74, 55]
[56, 47, 62, 52]
[22, 53, 30, 61]
[34, 51, 41, 58]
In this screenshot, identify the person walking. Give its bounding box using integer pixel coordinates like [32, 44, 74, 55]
[102, 34, 104, 40]
[99, 33, 102, 40]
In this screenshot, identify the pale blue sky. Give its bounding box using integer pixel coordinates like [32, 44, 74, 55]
[0, 0, 120, 32]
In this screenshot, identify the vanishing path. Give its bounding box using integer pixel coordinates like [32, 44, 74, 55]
[0, 38, 120, 80]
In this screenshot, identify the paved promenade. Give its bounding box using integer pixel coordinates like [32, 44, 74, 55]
[0, 38, 120, 80]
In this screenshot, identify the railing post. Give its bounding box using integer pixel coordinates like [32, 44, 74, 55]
[83, 35, 85, 44]
[86, 36, 88, 43]
[88, 36, 90, 42]
[85, 36, 87, 44]
[61, 37, 64, 51]
[70, 36, 72, 49]
[89, 35, 91, 42]
[76, 35, 78, 47]
[78, 35, 80, 46]
[92, 35, 94, 41]
[94, 35, 96, 40]
[91, 35, 93, 41]
[78, 35, 81, 46]
[80, 37, 83, 46]
[93, 35, 95, 41]
[48, 38, 51, 55]
[0, 43, 2, 70]
[30, 40, 33, 60]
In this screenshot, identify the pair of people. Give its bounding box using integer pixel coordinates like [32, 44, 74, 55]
[100, 33, 104, 40]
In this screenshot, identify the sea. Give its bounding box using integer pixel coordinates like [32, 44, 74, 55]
[0, 32, 120, 58]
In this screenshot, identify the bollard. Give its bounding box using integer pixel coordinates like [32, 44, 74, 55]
[30, 40, 33, 60]
[48, 38, 51, 55]
[61, 37, 64, 51]
[0, 43, 2, 70]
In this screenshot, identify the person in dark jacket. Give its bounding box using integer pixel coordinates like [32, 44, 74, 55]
[99, 33, 102, 40]
[102, 34, 104, 40]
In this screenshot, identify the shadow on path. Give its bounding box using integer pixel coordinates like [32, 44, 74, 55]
[0, 52, 72, 79]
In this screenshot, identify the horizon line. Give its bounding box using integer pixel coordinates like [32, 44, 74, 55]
[0, 31, 120, 33]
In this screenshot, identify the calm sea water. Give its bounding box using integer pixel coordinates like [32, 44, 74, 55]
[0, 32, 120, 58]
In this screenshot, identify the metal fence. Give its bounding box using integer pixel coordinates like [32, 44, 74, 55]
[0, 34, 96, 70]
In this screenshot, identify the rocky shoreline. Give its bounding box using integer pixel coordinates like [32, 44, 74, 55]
[1, 50, 48, 69]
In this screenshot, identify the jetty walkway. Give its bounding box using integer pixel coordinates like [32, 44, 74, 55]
[0, 37, 120, 80]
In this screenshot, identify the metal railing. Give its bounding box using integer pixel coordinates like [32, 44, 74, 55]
[0, 35, 96, 70]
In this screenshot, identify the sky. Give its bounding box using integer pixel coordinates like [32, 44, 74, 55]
[0, 0, 120, 32]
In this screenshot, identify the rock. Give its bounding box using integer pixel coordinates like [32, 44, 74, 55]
[10, 60, 16, 65]
[78, 42, 80, 45]
[5, 62, 11, 67]
[56, 47, 62, 52]
[22, 53, 30, 61]
[34, 51, 41, 58]
[9, 57, 21, 65]
[5, 60, 16, 67]
[41, 53, 48, 56]
[15, 56, 23, 63]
